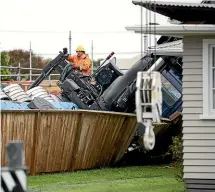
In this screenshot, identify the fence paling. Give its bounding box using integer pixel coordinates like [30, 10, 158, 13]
[1, 110, 137, 175]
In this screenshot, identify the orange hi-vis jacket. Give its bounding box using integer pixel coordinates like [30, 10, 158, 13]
[67, 53, 92, 76]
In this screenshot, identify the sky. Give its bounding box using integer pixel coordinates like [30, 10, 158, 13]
[0, 0, 201, 60]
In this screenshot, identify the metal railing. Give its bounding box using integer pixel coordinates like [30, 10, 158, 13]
[1, 65, 128, 79]
[0, 65, 61, 94]
[1, 64, 130, 85]
[0, 64, 60, 81]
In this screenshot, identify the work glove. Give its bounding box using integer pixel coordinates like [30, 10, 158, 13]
[63, 47, 68, 54]
[72, 65, 82, 71]
[76, 66, 82, 71]
[71, 63, 77, 69]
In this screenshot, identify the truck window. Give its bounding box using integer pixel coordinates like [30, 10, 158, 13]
[161, 75, 181, 107]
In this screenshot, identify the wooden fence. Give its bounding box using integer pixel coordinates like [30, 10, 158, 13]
[1, 110, 137, 175]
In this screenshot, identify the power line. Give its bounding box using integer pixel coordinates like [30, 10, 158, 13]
[34, 52, 142, 56]
[0, 30, 134, 34]
[0, 30, 67, 33]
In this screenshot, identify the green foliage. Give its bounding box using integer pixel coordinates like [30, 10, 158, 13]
[28, 166, 184, 191]
[7, 49, 46, 73]
[93, 58, 104, 70]
[4, 49, 52, 76]
[21, 74, 29, 81]
[1, 51, 11, 81]
[1, 49, 55, 81]
[169, 136, 183, 162]
[168, 136, 183, 181]
[43, 58, 52, 66]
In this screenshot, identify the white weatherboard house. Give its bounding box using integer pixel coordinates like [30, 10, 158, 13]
[126, 0, 215, 191]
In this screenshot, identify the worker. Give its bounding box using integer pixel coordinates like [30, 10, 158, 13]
[67, 45, 92, 77]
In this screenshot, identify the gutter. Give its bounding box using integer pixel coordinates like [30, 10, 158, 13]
[125, 24, 215, 36]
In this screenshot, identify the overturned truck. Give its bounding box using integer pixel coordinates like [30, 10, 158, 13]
[1, 38, 183, 169]
[28, 47, 182, 117]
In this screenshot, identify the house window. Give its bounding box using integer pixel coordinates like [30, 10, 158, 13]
[201, 39, 215, 119]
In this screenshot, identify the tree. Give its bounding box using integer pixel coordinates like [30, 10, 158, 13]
[43, 58, 52, 66]
[1, 51, 11, 81]
[4, 49, 53, 80]
[7, 49, 47, 73]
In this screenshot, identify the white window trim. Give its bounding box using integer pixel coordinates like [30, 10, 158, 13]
[199, 39, 215, 120]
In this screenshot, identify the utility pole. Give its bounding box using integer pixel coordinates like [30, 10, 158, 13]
[140, 6, 143, 58]
[91, 40, 94, 72]
[144, 35, 147, 54]
[145, 8, 148, 54]
[29, 41, 32, 81]
[69, 31, 72, 55]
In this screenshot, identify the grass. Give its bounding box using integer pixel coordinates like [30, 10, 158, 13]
[28, 166, 184, 192]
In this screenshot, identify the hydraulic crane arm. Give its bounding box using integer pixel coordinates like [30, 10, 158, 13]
[28, 48, 69, 90]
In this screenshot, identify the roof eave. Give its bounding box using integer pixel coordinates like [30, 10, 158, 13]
[132, 0, 215, 23]
[132, 0, 215, 8]
[125, 24, 215, 37]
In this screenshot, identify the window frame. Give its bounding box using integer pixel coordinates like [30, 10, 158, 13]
[200, 39, 215, 119]
[161, 74, 181, 107]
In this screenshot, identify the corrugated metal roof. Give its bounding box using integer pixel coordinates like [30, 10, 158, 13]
[147, 40, 183, 55]
[201, 0, 215, 4]
[132, 0, 215, 8]
[148, 40, 183, 50]
[132, 1, 215, 24]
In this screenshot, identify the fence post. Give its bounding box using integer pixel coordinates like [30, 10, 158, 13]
[1, 141, 28, 192]
[29, 41, 32, 81]
[18, 63, 21, 81]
